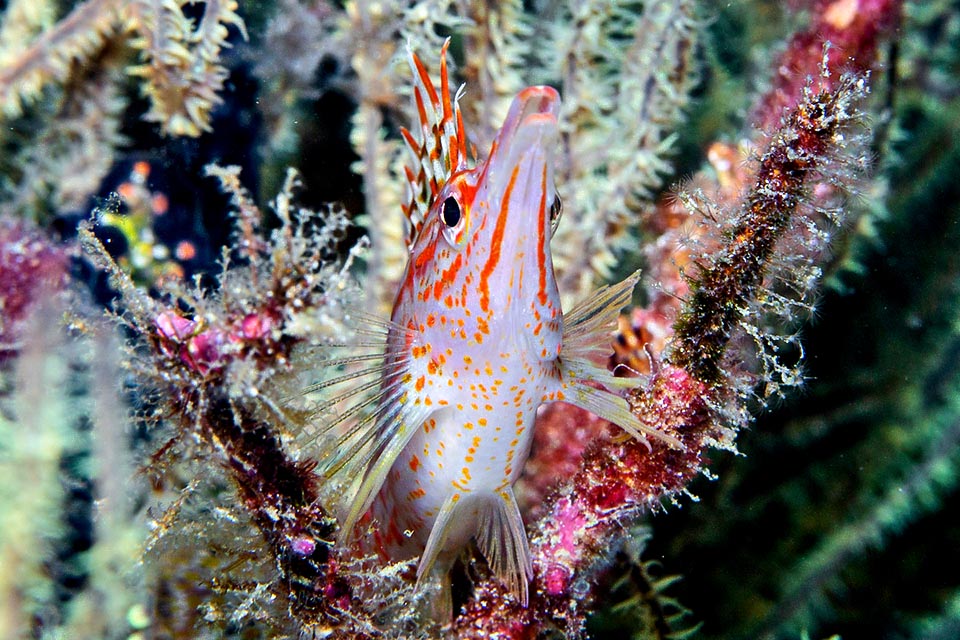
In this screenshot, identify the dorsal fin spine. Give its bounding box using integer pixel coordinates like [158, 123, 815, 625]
[402, 40, 470, 248]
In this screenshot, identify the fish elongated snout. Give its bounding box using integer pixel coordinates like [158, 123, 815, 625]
[486, 86, 561, 209]
[492, 86, 561, 162]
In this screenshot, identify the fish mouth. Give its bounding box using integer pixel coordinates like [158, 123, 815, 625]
[492, 86, 561, 168]
[487, 86, 561, 205]
[496, 86, 561, 143]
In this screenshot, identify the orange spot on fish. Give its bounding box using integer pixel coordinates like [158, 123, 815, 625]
[441, 252, 463, 283]
[415, 237, 437, 270]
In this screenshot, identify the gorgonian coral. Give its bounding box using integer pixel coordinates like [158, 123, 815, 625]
[4, 1, 946, 638]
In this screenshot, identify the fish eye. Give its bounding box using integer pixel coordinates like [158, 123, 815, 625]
[549, 192, 562, 235]
[441, 196, 461, 227]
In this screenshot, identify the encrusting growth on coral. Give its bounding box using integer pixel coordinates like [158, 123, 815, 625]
[5, 0, 943, 637]
[80, 167, 371, 632]
[671, 71, 867, 387]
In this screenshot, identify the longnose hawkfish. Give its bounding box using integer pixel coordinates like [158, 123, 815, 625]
[320, 41, 681, 607]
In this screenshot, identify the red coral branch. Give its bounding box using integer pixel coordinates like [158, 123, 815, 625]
[755, 0, 901, 131]
[0, 219, 70, 352]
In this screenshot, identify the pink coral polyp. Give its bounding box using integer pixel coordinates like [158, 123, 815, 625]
[0, 220, 69, 347]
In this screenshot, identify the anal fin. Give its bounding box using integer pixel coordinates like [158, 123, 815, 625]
[417, 489, 533, 606]
[416, 492, 468, 587]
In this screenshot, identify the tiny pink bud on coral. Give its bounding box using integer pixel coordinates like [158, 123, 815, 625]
[290, 535, 316, 557]
[240, 312, 272, 339]
[542, 565, 572, 597]
[155, 310, 197, 341]
[187, 329, 225, 369]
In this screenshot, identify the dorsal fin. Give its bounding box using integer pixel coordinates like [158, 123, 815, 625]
[400, 39, 469, 248]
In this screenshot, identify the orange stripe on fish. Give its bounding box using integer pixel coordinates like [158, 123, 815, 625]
[536, 165, 549, 306]
[479, 165, 520, 314]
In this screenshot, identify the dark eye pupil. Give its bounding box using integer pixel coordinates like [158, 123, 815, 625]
[441, 196, 461, 227]
[549, 193, 562, 235]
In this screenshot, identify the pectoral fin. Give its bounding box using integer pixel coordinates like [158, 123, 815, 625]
[560, 271, 684, 450]
[335, 396, 432, 546]
[560, 366, 682, 449]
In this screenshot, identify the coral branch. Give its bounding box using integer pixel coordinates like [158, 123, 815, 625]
[551, 0, 700, 304]
[126, 0, 247, 136]
[455, 67, 869, 640]
[670, 72, 868, 386]
[0, 0, 120, 117]
[80, 167, 370, 632]
[755, 0, 901, 130]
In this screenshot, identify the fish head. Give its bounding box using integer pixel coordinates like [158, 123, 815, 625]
[394, 85, 564, 361]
